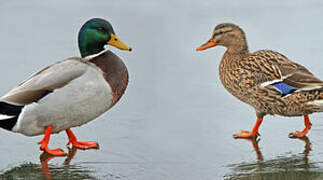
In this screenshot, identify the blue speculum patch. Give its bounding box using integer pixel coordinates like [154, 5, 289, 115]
[272, 82, 296, 96]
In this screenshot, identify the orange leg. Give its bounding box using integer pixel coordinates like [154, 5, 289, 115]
[289, 115, 312, 138]
[37, 126, 66, 156]
[65, 128, 99, 149]
[233, 117, 263, 138]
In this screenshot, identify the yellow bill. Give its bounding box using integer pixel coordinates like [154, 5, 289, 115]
[108, 34, 132, 51]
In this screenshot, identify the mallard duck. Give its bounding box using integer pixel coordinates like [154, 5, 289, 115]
[0, 18, 131, 156]
[197, 23, 323, 139]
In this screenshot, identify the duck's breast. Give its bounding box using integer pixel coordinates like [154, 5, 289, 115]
[88, 50, 129, 107]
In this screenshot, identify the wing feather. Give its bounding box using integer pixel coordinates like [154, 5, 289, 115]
[0, 58, 88, 105]
[252, 50, 323, 92]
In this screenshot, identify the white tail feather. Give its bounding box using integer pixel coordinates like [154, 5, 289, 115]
[0, 114, 15, 120]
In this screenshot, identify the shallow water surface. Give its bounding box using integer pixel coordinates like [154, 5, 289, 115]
[1, 0, 323, 179]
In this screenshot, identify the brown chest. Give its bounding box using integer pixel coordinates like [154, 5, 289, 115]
[219, 53, 243, 96]
[89, 51, 128, 106]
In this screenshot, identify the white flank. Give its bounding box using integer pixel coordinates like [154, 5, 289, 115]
[11, 105, 28, 132]
[0, 114, 15, 120]
[12, 64, 114, 136]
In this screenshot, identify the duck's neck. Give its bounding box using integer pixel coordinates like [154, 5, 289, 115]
[226, 38, 249, 55]
[78, 28, 106, 58]
[219, 39, 249, 84]
[78, 39, 105, 58]
[218, 34, 250, 99]
[219, 47, 249, 100]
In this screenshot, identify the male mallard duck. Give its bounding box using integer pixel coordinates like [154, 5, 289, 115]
[197, 23, 323, 139]
[0, 18, 131, 156]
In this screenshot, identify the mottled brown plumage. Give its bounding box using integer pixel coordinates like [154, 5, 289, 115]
[197, 23, 323, 138]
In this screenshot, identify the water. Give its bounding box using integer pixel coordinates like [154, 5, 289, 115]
[1, 0, 323, 179]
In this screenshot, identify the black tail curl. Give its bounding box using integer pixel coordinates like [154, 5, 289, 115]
[0, 102, 23, 131]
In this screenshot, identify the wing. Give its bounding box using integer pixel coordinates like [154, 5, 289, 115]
[0, 58, 88, 105]
[249, 50, 323, 96]
[279, 62, 323, 89]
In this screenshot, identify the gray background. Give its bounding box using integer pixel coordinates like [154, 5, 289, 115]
[1, 0, 323, 179]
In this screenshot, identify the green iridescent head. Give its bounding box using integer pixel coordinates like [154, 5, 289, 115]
[78, 18, 131, 57]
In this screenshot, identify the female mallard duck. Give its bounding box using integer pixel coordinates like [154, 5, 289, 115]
[197, 23, 323, 139]
[0, 18, 131, 156]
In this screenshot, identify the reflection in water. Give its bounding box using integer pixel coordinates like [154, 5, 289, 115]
[225, 137, 323, 180]
[236, 138, 263, 162]
[0, 147, 98, 180]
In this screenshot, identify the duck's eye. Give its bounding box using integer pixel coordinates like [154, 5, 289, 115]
[97, 27, 105, 32]
[114, 38, 118, 41]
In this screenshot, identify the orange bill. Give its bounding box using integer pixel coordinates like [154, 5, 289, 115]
[196, 39, 218, 51]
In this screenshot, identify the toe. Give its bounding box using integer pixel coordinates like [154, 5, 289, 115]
[45, 148, 67, 156]
[233, 130, 257, 139]
[289, 131, 305, 138]
[73, 141, 99, 150]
